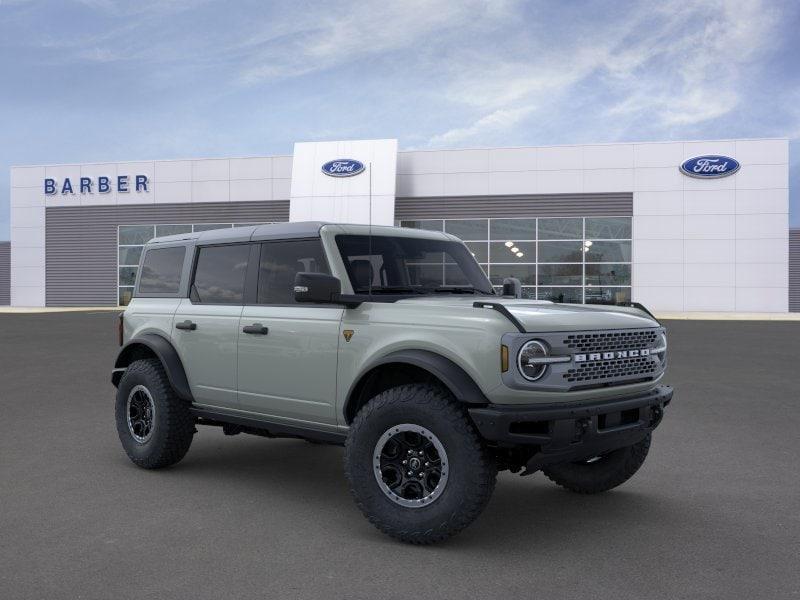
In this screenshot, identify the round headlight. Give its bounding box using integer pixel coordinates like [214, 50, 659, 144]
[518, 340, 549, 381]
[656, 332, 667, 362]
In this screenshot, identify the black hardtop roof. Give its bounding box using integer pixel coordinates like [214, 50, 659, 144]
[146, 221, 453, 245]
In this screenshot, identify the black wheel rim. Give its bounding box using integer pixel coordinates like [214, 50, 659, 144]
[373, 424, 448, 508]
[126, 385, 155, 443]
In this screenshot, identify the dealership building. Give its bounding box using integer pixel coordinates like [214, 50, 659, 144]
[4, 137, 797, 313]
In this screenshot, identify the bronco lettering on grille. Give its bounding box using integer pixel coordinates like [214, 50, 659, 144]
[574, 348, 651, 362]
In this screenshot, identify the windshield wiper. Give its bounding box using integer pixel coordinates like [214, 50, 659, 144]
[353, 286, 427, 294]
[432, 286, 481, 294]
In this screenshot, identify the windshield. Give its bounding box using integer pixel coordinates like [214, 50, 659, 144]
[335, 234, 494, 295]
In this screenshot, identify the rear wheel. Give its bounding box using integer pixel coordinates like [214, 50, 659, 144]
[345, 383, 496, 544]
[542, 434, 651, 494]
[115, 358, 194, 469]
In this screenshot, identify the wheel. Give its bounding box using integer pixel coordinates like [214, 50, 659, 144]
[115, 358, 194, 469]
[542, 434, 652, 494]
[344, 383, 497, 544]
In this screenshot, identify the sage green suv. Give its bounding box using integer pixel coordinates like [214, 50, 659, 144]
[112, 222, 672, 544]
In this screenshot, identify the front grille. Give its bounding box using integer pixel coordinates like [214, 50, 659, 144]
[560, 328, 664, 386]
[563, 329, 659, 353]
[564, 356, 659, 384]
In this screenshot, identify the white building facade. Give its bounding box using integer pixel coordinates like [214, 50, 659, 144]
[7, 137, 791, 312]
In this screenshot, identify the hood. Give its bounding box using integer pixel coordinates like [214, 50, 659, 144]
[395, 296, 659, 332]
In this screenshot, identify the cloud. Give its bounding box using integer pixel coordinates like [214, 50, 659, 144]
[236, 0, 519, 83]
[428, 105, 536, 147]
[423, 0, 785, 145]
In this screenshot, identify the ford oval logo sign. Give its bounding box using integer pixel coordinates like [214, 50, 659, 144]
[321, 159, 365, 177]
[680, 155, 740, 179]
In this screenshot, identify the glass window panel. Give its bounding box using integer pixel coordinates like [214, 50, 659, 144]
[119, 287, 134, 306]
[258, 240, 329, 304]
[585, 240, 631, 262]
[585, 217, 631, 239]
[193, 223, 232, 232]
[139, 246, 186, 294]
[156, 224, 192, 237]
[538, 241, 583, 263]
[119, 246, 143, 266]
[445, 264, 471, 286]
[490, 219, 536, 241]
[490, 242, 535, 263]
[585, 263, 631, 286]
[335, 234, 493, 294]
[538, 264, 582, 286]
[119, 225, 154, 245]
[464, 242, 488, 263]
[538, 287, 583, 303]
[409, 264, 444, 287]
[489, 264, 536, 285]
[119, 267, 137, 286]
[445, 219, 488, 240]
[412, 251, 445, 265]
[538, 218, 582, 240]
[192, 244, 250, 304]
[400, 220, 444, 232]
[584, 287, 631, 305]
[234, 223, 268, 228]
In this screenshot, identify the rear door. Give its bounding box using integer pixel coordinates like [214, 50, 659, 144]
[171, 243, 254, 410]
[237, 239, 343, 425]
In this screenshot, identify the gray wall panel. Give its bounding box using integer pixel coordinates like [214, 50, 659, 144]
[790, 229, 800, 313]
[46, 201, 289, 306]
[395, 193, 633, 219]
[0, 242, 10, 306]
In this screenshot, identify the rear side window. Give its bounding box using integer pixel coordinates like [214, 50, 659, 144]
[138, 246, 186, 294]
[192, 244, 250, 304]
[258, 239, 329, 304]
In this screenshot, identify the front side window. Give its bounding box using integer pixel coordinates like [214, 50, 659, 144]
[192, 244, 250, 304]
[335, 235, 493, 295]
[257, 239, 329, 304]
[138, 246, 185, 294]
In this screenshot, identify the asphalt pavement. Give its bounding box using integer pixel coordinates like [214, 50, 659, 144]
[1, 312, 798, 599]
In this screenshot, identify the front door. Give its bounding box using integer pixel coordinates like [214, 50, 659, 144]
[237, 239, 343, 425]
[171, 243, 252, 410]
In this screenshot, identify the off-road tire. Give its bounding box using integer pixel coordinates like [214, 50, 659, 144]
[344, 383, 496, 544]
[115, 358, 194, 469]
[542, 434, 651, 494]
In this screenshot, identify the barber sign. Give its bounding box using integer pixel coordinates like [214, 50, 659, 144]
[680, 155, 740, 179]
[321, 159, 365, 177]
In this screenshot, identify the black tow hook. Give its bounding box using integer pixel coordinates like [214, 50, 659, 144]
[650, 406, 664, 427]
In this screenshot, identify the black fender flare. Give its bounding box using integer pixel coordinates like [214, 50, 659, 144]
[344, 349, 488, 422]
[112, 333, 193, 402]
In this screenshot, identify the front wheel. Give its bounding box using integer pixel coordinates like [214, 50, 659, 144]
[344, 383, 496, 544]
[542, 434, 652, 494]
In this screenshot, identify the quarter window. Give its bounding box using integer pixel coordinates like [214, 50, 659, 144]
[192, 244, 250, 304]
[257, 240, 329, 304]
[138, 246, 186, 294]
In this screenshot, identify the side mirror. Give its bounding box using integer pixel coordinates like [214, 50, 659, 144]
[501, 277, 522, 298]
[294, 272, 342, 304]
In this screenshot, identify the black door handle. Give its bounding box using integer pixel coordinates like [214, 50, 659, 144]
[175, 320, 197, 331]
[242, 323, 269, 335]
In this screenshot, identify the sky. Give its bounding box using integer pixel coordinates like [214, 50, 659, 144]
[1, 0, 799, 238]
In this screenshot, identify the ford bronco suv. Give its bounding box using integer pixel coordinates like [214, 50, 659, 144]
[113, 222, 672, 544]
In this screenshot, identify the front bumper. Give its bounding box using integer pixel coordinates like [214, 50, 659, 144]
[468, 385, 672, 471]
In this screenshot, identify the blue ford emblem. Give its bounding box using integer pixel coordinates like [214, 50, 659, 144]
[321, 159, 365, 177]
[680, 155, 740, 178]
